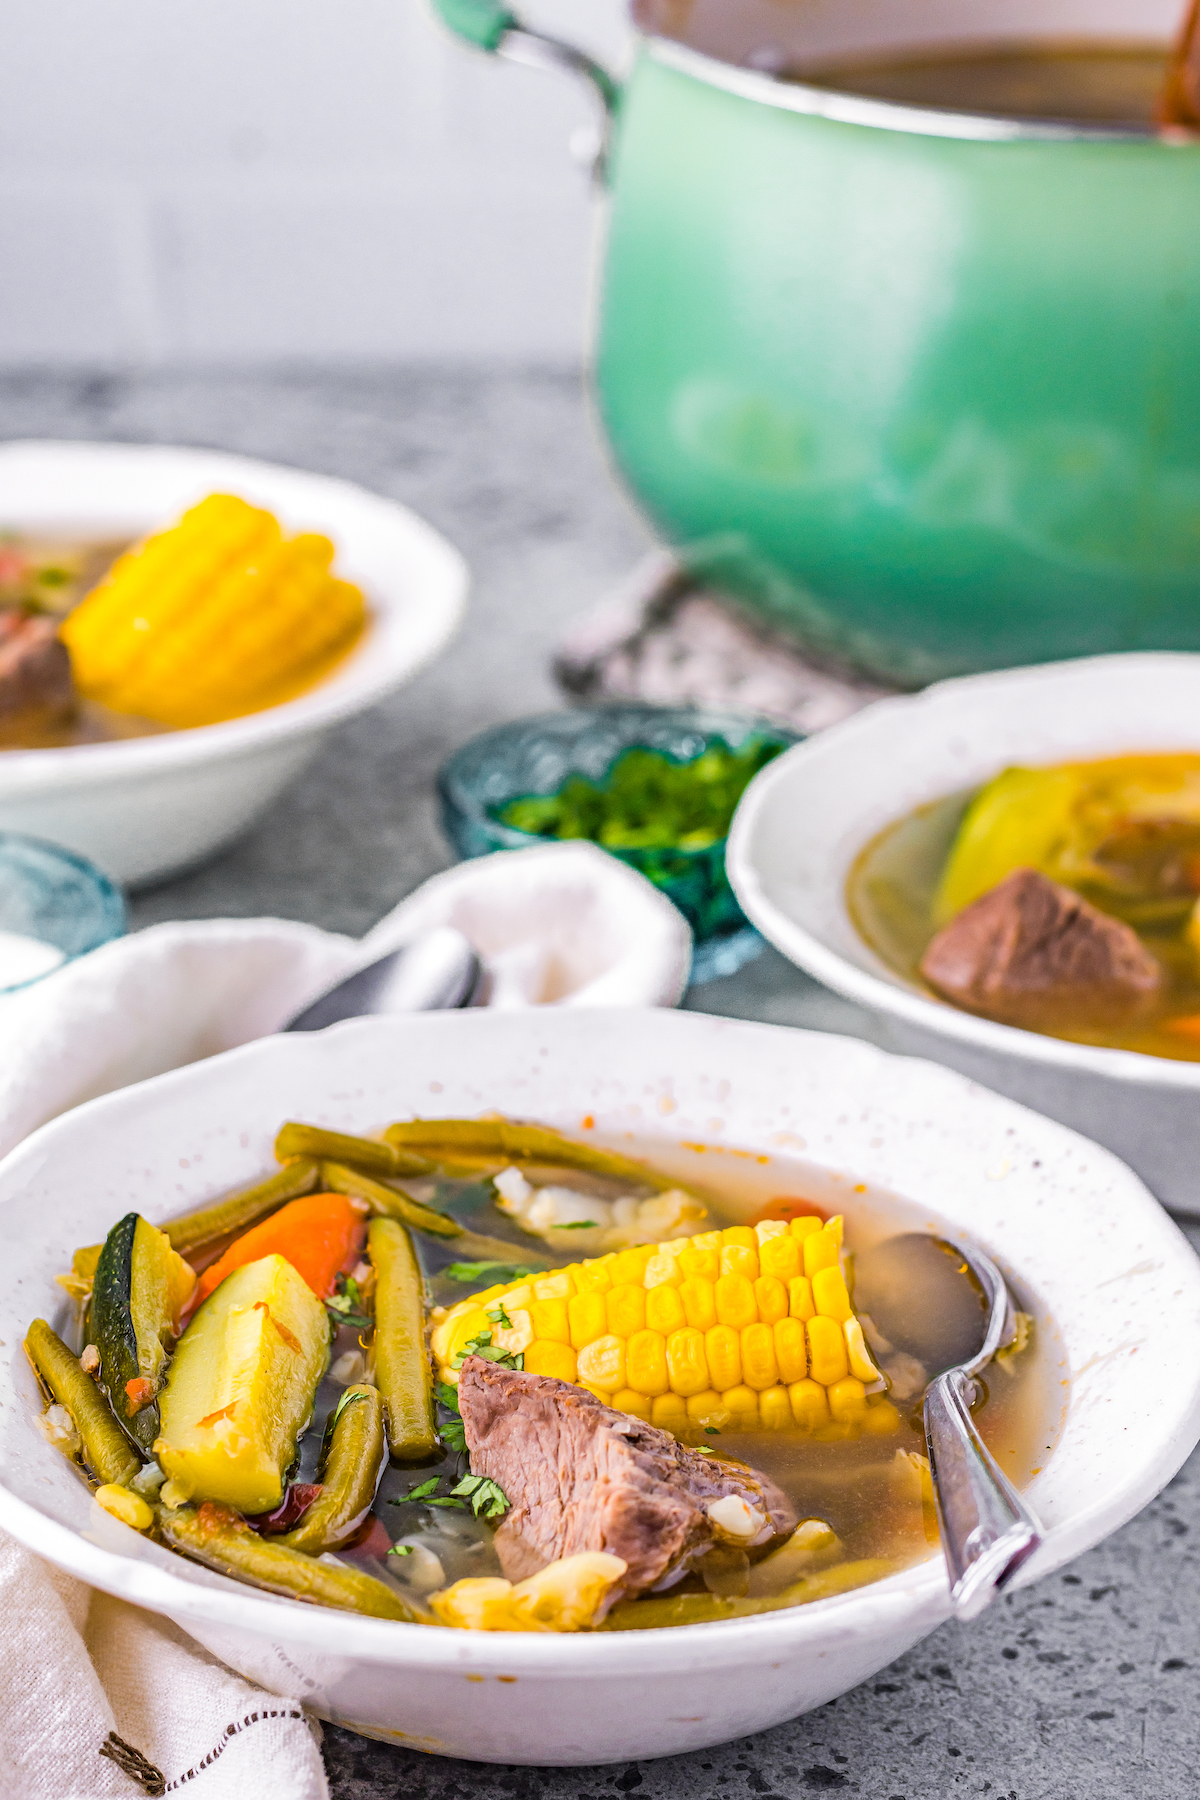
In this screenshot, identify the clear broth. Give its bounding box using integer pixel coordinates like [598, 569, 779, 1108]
[792, 38, 1169, 126]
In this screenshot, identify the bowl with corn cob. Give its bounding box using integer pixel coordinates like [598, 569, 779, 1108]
[0, 440, 467, 884]
[0, 1006, 1197, 1764]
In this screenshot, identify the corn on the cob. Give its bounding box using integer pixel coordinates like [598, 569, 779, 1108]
[430, 1215, 902, 1442]
[61, 493, 366, 729]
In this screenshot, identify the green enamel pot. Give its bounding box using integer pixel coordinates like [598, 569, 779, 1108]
[431, 0, 1200, 686]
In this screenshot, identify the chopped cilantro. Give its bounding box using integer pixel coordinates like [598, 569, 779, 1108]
[452, 1330, 524, 1372]
[389, 1475, 466, 1511]
[443, 1261, 539, 1285]
[325, 1273, 372, 1332]
[556, 1220, 598, 1231]
[450, 1474, 510, 1519]
[486, 1301, 514, 1330]
[387, 1543, 414, 1557]
[435, 1380, 467, 1454]
[704, 1426, 721, 1436]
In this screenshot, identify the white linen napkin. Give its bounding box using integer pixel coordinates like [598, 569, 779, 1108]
[0, 840, 693, 1159]
[0, 840, 692, 1797]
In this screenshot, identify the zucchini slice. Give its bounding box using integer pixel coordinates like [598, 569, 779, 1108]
[155, 1253, 329, 1514]
[90, 1213, 196, 1452]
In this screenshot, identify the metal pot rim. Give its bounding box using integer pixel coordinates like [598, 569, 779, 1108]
[645, 33, 1182, 145]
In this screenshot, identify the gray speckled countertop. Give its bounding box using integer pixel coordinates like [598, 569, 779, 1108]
[3, 366, 1199, 1800]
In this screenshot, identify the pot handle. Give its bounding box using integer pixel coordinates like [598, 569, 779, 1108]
[428, 0, 620, 116]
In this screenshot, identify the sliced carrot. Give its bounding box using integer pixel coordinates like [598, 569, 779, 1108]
[195, 1193, 367, 1304]
[1165, 1014, 1200, 1041]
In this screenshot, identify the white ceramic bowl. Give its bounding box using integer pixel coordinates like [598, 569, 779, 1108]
[728, 653, 1200, 1219]
[0, 1007, 1197, 1764]
[0, 441, 467, 886]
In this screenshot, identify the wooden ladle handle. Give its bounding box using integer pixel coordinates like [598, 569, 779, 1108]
[1159, 0, 1200, 127]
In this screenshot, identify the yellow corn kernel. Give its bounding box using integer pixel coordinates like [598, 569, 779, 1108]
[828, 1377, 867, 1423]
[645, 1283, 686, 1335]
[705, 1325, 742, 1391]
[759, 1386, 793, 1430]
[626, 1329, 670, 1397]
[773, 1316, 809, 1384]
[529, 1299, 570, 1344]
[689, 1230, 721, 1253]
[721, 1385, 760, 1420]
[643, 1252, 681, 1289]
[612, 1389, 652, 1421]
[807, 1315, 849, 1386]
[722, 1226, 757, 1251]
[665, 1327, 711, 1397]
[844, 1318, 882, 1383]
[651, 1393, 688, 1430]
[678, 1243, 720, 1281]
[714, 1274, 757, 1329]
[788, 1276, 815, 1321]
[568, 1291, 607, 1350]
[755, 1220, 788, 1246]
[610, 1248, 651, 1286]
[607, 1284, 646, 1338]
[827, 1216, 844, 1247]
[720, 1243, 759, 1281]
[577, 1335, 625, 1393]
[580, 1385, 610, 1405]
[533, 1270, 574, 1302]
[679, 1276, 717, 1331]
[754, 1275, 788, 1326]
[789, 1216, 824, 1242]
[740, 1322, 779, 1392]
[500, 1284, 532, 1313]
[863, 1397, 903, 1435]
[789, 1378, 831, 1431]
[573, 1260, 613, 1295]
[759, 1234, 800, 1281]
[95, 1483, 154, 1531]
[492, 1308, 533, 1357]
[812, 1266, 852, 1322]
[804, 1229, 839, 1278]
[524, 1341, 579, 1384]
[434, 1306, 491, 1368]
[685, 1390, 727, 1424]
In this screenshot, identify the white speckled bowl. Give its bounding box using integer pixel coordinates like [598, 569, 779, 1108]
[727, 654, 1200, 1219]
[0, 441, 467, 886]
[0, 1008, 1196, 1764]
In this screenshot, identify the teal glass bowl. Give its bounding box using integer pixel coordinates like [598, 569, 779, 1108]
[0, 833, 126, 995]
[437, 705, 799, 983]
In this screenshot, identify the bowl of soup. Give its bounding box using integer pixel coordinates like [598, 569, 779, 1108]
[727, 652, 1200, 1217]
[0, 441, 467, 885]
[1, 1006, 1197, 1762]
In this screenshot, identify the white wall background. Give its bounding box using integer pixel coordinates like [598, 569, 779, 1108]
[0, 0, 631, 363]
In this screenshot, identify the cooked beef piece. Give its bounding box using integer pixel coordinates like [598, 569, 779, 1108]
[0, 610, 74, 725]
[920, 866, 1162, 1027]
[457, 1357, 796, 1607]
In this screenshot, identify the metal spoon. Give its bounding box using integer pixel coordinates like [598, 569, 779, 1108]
[854, 1232, 1043, 1621]
[284, 925, 484, 1031]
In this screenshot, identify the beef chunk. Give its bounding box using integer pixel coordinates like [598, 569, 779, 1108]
[457, 1356, 796, 1607]
[920, 866, 1162, 1027]
[0, 610, 74, 726]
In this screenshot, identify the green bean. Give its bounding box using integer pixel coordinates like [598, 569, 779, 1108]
[321, 1162, 461, 1240]
[600, 1559, 898, 1630]
[278, 1385, 386, 1554]
[276, 1122, 434, 1178]
[25, 1319, 140, 1487]
[163, 1158, 319, 1258]
[368, 1218, 437, 1461]
[384, 1117, 706, 1197]
[159, 1505, 414, 1619]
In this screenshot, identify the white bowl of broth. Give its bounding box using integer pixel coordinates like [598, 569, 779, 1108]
[0, 441, 466, 886]
[727, 652, 1200, 1219]
[1, 1006, 1197, 1763]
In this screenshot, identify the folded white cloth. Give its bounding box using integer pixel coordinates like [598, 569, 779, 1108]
[0, 841, 691, 1797]
[0, 841, 692, 1160]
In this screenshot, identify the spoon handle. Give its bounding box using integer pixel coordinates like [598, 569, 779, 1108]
[924, 1367, 1042, 1621]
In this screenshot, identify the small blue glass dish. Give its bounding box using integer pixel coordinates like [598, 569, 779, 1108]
[437, 705, 800, 984]
[0, 833, 126, 995]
